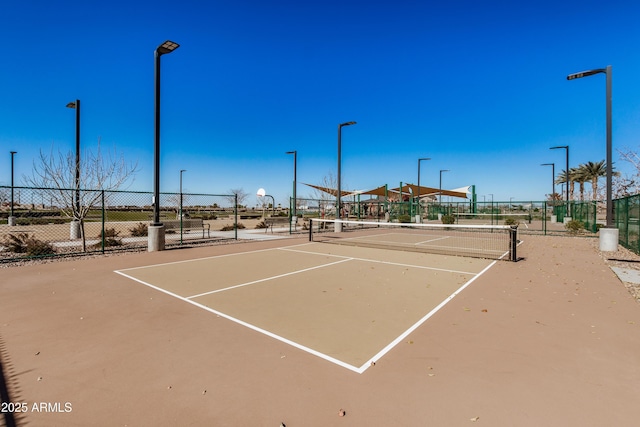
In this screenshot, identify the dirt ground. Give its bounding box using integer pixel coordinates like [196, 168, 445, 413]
[1, 234, 640, 426]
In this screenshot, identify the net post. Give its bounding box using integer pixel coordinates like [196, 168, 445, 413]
[509, 225, 518, 261]
[309, 219, 313, 241]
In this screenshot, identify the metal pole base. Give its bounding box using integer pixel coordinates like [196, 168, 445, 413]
[8, 216, 16, 226]
[148, 225, 166, 252]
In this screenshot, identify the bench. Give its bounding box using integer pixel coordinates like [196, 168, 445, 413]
[264, 216, 290, 233]
[162, 218, 210, 238]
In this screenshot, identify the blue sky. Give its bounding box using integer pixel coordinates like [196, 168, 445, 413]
[1, 0, 639, 207]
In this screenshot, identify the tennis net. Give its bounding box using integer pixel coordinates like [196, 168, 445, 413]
[309, 218, 519, 261]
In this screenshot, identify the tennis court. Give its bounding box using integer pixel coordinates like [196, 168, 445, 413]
[115, 241, 495, 373]
[2, 232, 640, 426]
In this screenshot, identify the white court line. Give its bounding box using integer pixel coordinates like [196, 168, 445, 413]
[186, 258, 353, 299]
[114, 268, 363, 373]
[277, 246, 478, 275]
[114, 240, 503, 374]
[116, 245, 302, 273]
[357, 259, 499, 373]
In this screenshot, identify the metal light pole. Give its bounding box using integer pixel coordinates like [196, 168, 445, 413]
[179, 169, 186, 244]
[417, 157, 430, 222]
[150, 40, 179, 252]
[567, 66, 613, 227]
[286, 150, 297, 220]
[9, 151, 17, 226]
[337, 121, 356, 221]
[439, 169, 449, 203]
[66, 100, 81, 215]
[550, 146, 569, 217]
[541, 163, 555, 200]
[179, 169, 186, 217]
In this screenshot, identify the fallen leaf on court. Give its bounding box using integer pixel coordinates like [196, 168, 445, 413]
[463, 307, 471, 311]
[407, 340, 414, 344]
[628, 321, 635, 324]
[481, 309, 488, 312]
[470, 416, 480, 422]
[338, 409, 346, 417]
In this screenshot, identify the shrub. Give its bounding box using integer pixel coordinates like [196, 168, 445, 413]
[97, 228, 123, 247]
[441, 214, 455, 224]
[3, 233, 56, 256]
[255, 220, 267, 229]
[565, 219, 585, 235]
[129, 222, 148, 237]
[398, 214, 411, 223]
[504, 217, 519, 226]
[221, 223, 246, 231]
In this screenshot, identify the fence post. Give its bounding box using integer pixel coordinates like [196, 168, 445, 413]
[101, 190, 105, 253]
[234, 194, 238, 240]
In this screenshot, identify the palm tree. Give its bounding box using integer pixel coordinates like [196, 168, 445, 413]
[555, 169, 577, 201]
[573, 165, 590, 201]
[581, 160, 607, 200]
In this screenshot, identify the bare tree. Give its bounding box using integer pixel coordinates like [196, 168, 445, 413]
[309, 172, 341, 217]
[23, 139, 138, 251]
[166, 191, 192, 219]
[226, 188, 248, 208]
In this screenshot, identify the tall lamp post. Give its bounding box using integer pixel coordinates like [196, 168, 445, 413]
[417, 157, 430, 222]
[567, 66, 613, 228]
[550, 145, 569, 219]
[439, 169, 449, 203]
[179, 169, 186, 244]
[179, 169, 186, 215]
[541, 163, 555, 199]
[286, 150, 297, 223]
[66, 99, 81, 238]
[337, 121, 356, 225]
[149, 40, 180, 252]
[8, 151, 17, 226]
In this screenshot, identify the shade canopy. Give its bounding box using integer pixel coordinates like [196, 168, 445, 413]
[303, 183, 469, 199]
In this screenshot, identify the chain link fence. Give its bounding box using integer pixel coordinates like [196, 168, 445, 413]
[291, 196, 606, 236]
[615, 194, 640, 254]
[0, 186, 238, 262]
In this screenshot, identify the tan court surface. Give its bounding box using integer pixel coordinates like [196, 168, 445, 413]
[1, 235, 640, 426]
[116, 243, 490, 370]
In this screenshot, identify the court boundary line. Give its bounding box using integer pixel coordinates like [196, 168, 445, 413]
[277, 245, 478, 275]
[114, 242, 502, 374]
[186, 257, 352, 299]
[114, 268, 363, 372]
[365, 260, 497, 368]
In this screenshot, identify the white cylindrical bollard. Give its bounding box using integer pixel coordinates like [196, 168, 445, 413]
[599, 227, 619, 252]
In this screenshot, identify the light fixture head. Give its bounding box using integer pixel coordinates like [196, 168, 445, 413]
[567, 68, 606, 80]
[157, 40, 180, 55]
[66, 101, 77, 109]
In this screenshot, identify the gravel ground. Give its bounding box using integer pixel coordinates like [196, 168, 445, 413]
[590, 237, 640, 302]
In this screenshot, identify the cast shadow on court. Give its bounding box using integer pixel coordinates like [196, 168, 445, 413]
[0, 334, 22, 427]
